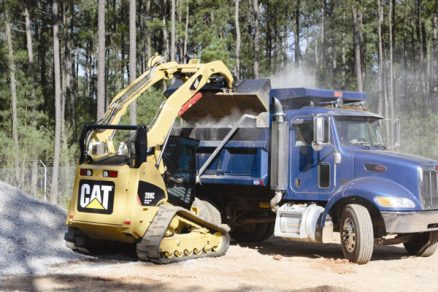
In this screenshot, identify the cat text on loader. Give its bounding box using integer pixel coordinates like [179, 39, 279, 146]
[64, 56, 232, 263]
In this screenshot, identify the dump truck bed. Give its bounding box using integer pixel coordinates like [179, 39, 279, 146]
[172, 127, 270, 187]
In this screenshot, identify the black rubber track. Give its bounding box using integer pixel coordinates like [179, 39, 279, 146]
[136, 205, 230, 264]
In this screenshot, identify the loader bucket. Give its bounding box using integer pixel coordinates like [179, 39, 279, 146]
[169, 79, 271, 124]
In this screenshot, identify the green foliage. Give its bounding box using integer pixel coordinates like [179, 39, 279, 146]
[0, 0, 437, 169]
[137, 87, 167, 126]
[119, 87, 166, 127]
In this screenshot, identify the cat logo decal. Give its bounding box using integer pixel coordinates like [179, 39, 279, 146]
[77, 180, 115, 214]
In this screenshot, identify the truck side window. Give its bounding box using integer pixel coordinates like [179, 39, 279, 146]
[294, 118, 329, 146]
[294, 120, 314, 146]
[294, 120, 315, 171]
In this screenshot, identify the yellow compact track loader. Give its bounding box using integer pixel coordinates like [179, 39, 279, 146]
[65, 56, 231, 263]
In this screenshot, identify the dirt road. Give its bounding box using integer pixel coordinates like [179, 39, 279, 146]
[1, 237, 437, 291]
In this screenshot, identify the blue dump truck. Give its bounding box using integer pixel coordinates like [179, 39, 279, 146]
[171, 79, 438, 264]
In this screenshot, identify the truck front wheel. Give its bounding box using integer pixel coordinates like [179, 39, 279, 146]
[403, 231, 438, 257]
[339, 204, 374, 264]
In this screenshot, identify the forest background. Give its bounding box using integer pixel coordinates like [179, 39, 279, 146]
[0, 0, 437, 202]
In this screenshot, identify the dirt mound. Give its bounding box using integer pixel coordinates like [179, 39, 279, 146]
[0, 181, 84, 276]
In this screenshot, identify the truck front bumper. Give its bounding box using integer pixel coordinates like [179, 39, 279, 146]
[382, 211, 438, 233]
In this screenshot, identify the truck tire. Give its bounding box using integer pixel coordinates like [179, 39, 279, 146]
[230, 222, 274, 243]
[339, 204, 374, 264]
[403, 231, 438, 257]
[192, 198, 222, 226]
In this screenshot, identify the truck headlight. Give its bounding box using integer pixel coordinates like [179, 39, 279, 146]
[373, 196, 416, 208]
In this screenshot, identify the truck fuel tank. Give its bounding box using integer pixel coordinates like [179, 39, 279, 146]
[274, 203, 334, 243]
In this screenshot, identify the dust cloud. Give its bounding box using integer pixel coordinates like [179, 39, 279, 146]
[268, 64, 317, 89]
[185, 108, 258, 128]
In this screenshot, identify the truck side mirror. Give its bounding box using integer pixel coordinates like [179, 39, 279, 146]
[313, 115, 326, 151]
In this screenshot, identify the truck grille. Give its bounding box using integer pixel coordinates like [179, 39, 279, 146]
[420, 168, 438, 210]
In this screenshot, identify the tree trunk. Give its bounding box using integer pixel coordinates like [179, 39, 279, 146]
[129, 0, 137, 125]
[341, 10, 347, 90]
[330, 1, 336, 86]
[62, 2, 73, 146]
[253, 0, 260, 78]
[183, 0, 189, 61]
[415, 0, 425, 106]
[320, 1, 326, 85]
[162, 0, 169, 61]
[402, 16, 408, 107]
[51, 0, 62, 204]
[377, 0, 386, 116]
[4, 5, 19, 181]
[433, 11, 438, 111]
[85, 48, 89, 97]
[171, 0, 176, 61]
[294, 0, 301, 67]
[352, 3, 363, 91]
[24, 5, 39, 194]
[235, 0, 241, 79]
[388, 0, 394, 121]
[24, 7, 35, 102]
[69, 1, 77, 139]
[146, 0, 152, 62]
[273, 3, 278, 73]
[358, 4, 365, 82]
[97, 0, 106, 121]
[177, 0, 183, 61]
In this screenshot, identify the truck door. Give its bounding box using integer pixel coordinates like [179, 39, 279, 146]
[290, 117, 336, 197]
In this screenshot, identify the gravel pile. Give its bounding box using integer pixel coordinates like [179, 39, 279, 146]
[0, 181, 85, 276]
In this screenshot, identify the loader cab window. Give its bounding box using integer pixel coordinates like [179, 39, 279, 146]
[162, 136, 199, 209]
[82, 126, 147, 168]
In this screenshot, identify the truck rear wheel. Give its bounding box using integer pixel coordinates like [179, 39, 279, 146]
[230, 222, 274, 243]
[403, 231, 438, 257]
[339, 204, 374, 264]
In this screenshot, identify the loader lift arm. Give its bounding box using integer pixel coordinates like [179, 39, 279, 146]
[90, 56, 234, 162]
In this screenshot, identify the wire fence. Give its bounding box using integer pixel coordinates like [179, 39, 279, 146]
[0, 161, 76, 207]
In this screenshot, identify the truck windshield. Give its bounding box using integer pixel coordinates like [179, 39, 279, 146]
[334, 117, 385, 148]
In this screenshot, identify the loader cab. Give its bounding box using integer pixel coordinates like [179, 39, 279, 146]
[162, 136, 199, 209]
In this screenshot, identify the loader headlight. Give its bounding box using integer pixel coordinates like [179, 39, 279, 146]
[374, 196, 416, 208]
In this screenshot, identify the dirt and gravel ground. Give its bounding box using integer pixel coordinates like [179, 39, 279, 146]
[2, 237, 438, 291]
[1, 181, 438, 291]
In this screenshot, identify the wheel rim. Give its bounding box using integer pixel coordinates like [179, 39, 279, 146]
[342, 217, 356, 253]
